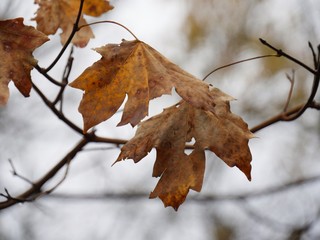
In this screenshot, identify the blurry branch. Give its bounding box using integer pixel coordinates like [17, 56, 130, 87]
[284, 70, 295, 112]
[287, 209, 320, 240]
[308, 41, 319, 68]
[240, 199, 320, 239]
[0, 136, 90, 210]
[46, 174, 320, 202]
[42, 161, 71, 195]
[240, 201, 293, 231]
[52, 46, 74, 110]
[251, 39, 320, 132]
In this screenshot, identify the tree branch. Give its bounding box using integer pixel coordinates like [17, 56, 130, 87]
[259, 38, 316, 74]
[0, 136, 90, 210]
[250, 101, 319, 133]
[32, 82, 84, 135]
[281, 65, 320, 121]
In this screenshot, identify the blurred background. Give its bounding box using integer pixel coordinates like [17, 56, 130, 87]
[0, 0, 319, 239]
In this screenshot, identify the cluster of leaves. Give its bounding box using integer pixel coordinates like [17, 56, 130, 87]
[0, 0, 253, 210]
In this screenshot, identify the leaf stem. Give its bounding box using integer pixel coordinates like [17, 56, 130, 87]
[79, 20, 139, 41]
[202, 54, 278, 81]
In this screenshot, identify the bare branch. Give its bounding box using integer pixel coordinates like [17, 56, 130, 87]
[34, 64, 65, 87]
[250, 102, 318, 133]
[46, 174, 320, 202]
[259, 38, 316, 74]
[0, 137, 90, 210]
[282, 65, 320, 121]
[283, 70, 295, 112]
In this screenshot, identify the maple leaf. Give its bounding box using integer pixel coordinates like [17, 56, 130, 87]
[116, 98, 254, 210]
[70, 40, 231, 132]
[33, 0, 113, 47]
[0, 18, 49, 106]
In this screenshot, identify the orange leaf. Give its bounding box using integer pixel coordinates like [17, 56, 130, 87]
[33, 0, 113, 47]
[70, 40, 230, 132]
[0, 18, 49, 106]
[116, 99, 254, 210]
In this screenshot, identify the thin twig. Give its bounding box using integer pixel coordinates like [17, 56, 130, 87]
[0, 189, 32, 203]
[308, 42, 318, 68]
[90, 135, 194, 150]
[282, 65, 319, 121]
[283, 70, 295, 112]
[42, 161, 71, 195]
[259, 38, 316, 74]
[52, 46, 74, 107]
[32, 82, 84, 135]
[34, 65, 64, 87]
[45, 0, 85, 72]
[317, 45, 320, 68]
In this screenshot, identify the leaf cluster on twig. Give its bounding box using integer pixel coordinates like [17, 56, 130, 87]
[0, 0, 319, 211]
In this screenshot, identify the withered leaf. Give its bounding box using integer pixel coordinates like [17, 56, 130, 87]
[0, 18, 49, 106]
[33, 0, 113, 47]
[149, 149, 205, 211]
[116, 98, 254, 210]
[70, 40, 230, 132]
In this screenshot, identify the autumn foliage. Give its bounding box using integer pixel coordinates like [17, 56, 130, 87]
[0, 0, 255, 210]
[0, 18, 48, 105]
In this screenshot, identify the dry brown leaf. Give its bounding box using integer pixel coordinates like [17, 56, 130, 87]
[116, 99, 254, 210]
[33, 0, 113, 47]
[70, 40, 231, 132]
[150, 149, 205, 211]
[0, 18, 49, 106]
